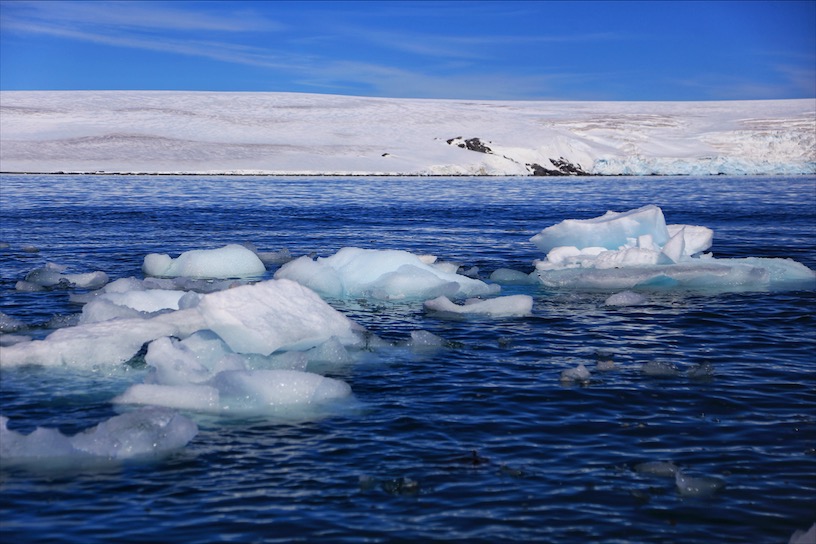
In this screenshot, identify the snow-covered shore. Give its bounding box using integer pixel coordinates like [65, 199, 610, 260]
[0, 91, 813, 176]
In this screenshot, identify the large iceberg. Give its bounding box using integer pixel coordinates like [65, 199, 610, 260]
[274, 247, 499, 300]
[531, 205, 816, 291]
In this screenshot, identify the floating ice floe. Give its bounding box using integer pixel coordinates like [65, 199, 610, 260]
[560, 363, 591, 384]
[143, 244, 266, 279]
[0, 408, 197, 466]
[423, 295, 533, 317]
[274, 247, 499, 300]
[0, 278, 364, 368]
[112, 334, 354, 416]
[531, 205, 816, 292]
[16, 262, 109, 291]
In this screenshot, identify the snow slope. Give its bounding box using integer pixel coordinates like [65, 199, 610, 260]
[0, 91, 813, 176]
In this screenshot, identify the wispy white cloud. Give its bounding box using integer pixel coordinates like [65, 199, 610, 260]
[1, 0, 282, 33]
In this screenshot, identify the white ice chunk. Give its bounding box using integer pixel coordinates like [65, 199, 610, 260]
[0, 408, 197, 464]
[423, 295, 533, 317]
[305, 337, 353, 365]
[667, 224, 713, 256]
[560, 363, 591, 383]
[529, 205, 814, 293]
[196, 279, 362, 355]
[275, 247, 499, 300]
[0, 309, 207, 368]
[661, 227, 686, 263]
[531, 205, 670, 253]
[535, 258, 814, 292]
[116, 369, 352, 415]
[113, 384, 221, 411]
[143, 244, 266, 279]
[209, 369, 352, 408]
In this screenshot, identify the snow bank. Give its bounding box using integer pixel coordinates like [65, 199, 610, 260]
[1, 91, 812, 176]
[531, 205, 816, 292]
[274, 247, 499, 300]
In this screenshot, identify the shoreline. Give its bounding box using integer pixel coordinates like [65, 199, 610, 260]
[2, 171, 814, 177]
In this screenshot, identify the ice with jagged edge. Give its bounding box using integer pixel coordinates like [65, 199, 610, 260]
[274, 247, 500, 300]
[530, 204, 816, 291]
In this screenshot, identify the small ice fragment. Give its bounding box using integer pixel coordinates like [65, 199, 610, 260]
[641, 361, 681, 377]
[0, 312, 26, 333]
[408, 330, 446, 350]
[423, 295, 533, 317]
[675, 470, 725, 497]
[560, 363, 591, 383]
[789, 523, 816, 544]
[596, 357, 616, 371]
[604, 291, 648, 306]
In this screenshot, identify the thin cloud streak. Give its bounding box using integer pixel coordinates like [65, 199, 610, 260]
[2, 0, 282, 33]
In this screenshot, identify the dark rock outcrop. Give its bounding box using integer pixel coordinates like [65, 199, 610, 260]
[446, 137, 493, 154]
[527, 157, 589, 176]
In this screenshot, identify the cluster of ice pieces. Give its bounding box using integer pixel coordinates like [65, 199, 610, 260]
[530, 205, 815, 291]
[2, 204, 814, 467]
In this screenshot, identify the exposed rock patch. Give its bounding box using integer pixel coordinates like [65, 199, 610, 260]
[447, 136, 589, 176]
[446, 137, 493, 154]
[527, 158, 589, 176]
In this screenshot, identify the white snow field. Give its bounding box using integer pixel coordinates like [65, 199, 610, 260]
[1, 91, 813, 176]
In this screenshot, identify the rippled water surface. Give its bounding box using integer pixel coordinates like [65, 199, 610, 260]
[1, 175, 815, 543]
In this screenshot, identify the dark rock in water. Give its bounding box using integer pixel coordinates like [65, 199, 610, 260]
[527, 157, 589, 176]
[446, 137, 493, 154]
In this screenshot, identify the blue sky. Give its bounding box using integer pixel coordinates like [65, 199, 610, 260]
[1, 0, 814, 100]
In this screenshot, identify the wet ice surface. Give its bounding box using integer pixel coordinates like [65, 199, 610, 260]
[1, 174, 814, 543]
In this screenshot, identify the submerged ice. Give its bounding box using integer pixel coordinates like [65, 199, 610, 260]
[1, 408, 197, 465]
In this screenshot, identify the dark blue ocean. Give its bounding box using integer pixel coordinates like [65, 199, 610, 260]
[1, 174, 814, 543]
